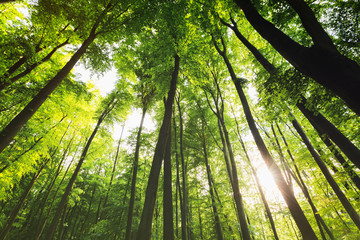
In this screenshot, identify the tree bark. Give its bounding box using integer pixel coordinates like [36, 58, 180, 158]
[136, 54, 179, 240]
[125, 108, 147, 240]
[201, 123, 224, 240]
[276, 124, 335, 240]
[163, 121, 174, 240]
[212, 37, 318, 239]
[176, 95, 189, 240]
[233, 0, 360, 114]
[291, 116, 360, 231]
[297, 99, 360, 170]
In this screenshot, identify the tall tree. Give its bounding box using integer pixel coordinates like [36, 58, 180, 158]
[233, 0, 360, 114]
[212, 35, 318, 239]
[0, 0, 135, 153]
[136, 54, 179, 240]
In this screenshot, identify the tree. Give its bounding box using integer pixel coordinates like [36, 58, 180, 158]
[0, 0, 136, 153]
[233, 0, 360, 114]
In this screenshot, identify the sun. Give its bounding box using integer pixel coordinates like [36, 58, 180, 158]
[255, 165, 285, 203]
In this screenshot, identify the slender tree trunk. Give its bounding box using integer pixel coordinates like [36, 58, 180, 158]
[0, 32, 96, 154]
[100, 124, 125, 220]
[79, 185, 97, 235]
[0, 39, 70, 91]
[276, 123, 335, 239]
[291, 116, 360, 230]
[57, 203, 68, 240]
[32, 136, 73, 237]
[306, 118, 360, 191]
[205, 86, 251, 239]
[163, 121, 174, 240]
[233, 0, 360, 114]
[136, 54, 179, 240]
[173, 113, 181, 239]
[44, 97, 117, 239]
[125, 108, 147, 240]
[176, 95, 190, 240]
[0, 159, 48, 240]
[201, 123, 224, 240]
[232, 120, 279, 240]
[34, 143, 80, 240]
[297, 99, 360, 170]
[212, 38, 318, 239]
[0, 1, 117, 154]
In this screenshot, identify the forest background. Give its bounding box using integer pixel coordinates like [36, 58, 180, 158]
[0, 0, 360, 239]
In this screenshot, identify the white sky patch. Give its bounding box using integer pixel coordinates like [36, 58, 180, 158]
[74, 63, 156, 147]
[74, 63, 117, 96]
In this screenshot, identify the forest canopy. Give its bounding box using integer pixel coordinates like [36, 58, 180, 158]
[0, 0, 359, 239]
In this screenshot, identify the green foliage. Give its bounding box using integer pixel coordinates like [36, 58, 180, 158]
[0, 1, 359, 239]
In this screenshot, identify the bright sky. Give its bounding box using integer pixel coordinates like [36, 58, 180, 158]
[74, 64, 156, 142]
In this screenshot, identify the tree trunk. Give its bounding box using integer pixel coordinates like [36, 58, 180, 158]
[231, 113, 279, 240]
[0, 39, 70, 91]
[173, 113, 181, 239]
[101, 123, 125, 220]
[233, 0, 360, 114]
[291, 116, 360, 230]
[205, 87, 250, 239]
[201, 123, 224, 240]
[223, 18, 360, 169]
[125, 109, 147, 240]
[44, 97, 117, 239]
[163, 121, 174, 240]
[0, 161, 47, 240]
[0, 32, 96, 154]
[276, 123, 335, 239]
[297, 99, 360, 170]
[212, 37, 318, 239]
[136, 54, 179, 240]
[176, 95, 190, 240]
